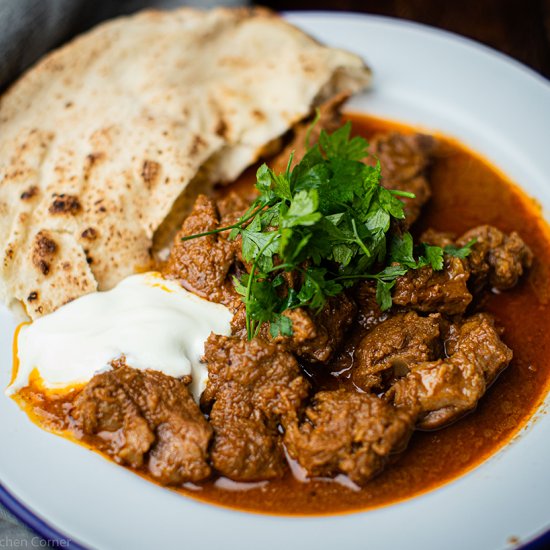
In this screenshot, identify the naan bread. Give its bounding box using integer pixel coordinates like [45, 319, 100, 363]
[0, 7, 370, 319]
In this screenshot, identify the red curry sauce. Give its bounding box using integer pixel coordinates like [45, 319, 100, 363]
[172, 113, 550, 515]
[14, 113, 550, 516]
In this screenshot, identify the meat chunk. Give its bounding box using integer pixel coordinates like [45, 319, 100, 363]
[352, 312, 443, 391]
[392, 256, 472, 315]
[276, 294, 357, 364]
[203, 335, 310, 481]
[369, 133, 435, 226]
[419, 228, 455, 248]
[231, 295, 350, 355]
[207, 389, 287, 481]
[391, 226, 530, 317]
[421, 225, 533, 295]
[458, 225, 533, 292]
[354, 280, 390, 331]
[216, 191, 250, 224]
[163, 194, 239, 308]
[388, 313, 512, 429]
[284, 389, 415, 485]
[72, 364, 212, 485]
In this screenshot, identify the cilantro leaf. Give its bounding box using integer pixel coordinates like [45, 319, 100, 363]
[297, 267, 343, 311]
[282, 189, 321, 228]
[390, 233, 416, 268]
[378, 187, 406, 219]
[423, 244, 444, 270]
[269, 314, 294, 338]
[376, 279, 396, 312]
[319, 122, 369, 161]
[241, 228, 279, 270]
[445, 238, 476, 259]
[256, 163, 274, 196]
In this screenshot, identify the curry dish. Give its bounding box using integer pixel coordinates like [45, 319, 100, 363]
[13, 111, 550, 515]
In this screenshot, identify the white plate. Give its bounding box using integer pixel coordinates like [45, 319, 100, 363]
[1, 12, 550, 550]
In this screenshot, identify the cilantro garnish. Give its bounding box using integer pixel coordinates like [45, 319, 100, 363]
[182, 122, 474, 339]
[444, 239, 477, 259]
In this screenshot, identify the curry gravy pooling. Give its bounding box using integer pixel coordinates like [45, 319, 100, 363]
[180, 113, 550, 514]
[11, 114, 550, 516]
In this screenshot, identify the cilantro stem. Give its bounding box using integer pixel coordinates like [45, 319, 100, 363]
[333, 273, 379, 282]
[333, 270, 404, 283]
[304, 108, 321, 149]
[389, 189, 416, 199]
[266, 263, 295, 273]
[244, 232, 280, 340]
[351, 219, 371, 258]
[285, 152, 295, 179]
[180, 204, 265, 242]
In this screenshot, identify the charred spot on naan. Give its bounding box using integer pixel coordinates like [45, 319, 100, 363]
[20, 186, 39, 201]
[48, 194, 82, 216]
[141, 160, 162, 189]
[32, 231, 58, 276]
[81, 227, 98, 241]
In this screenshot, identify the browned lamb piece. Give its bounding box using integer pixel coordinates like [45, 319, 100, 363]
[392, 225, 532, 317]
[387, 313, 512, 430]
[231, 285, 357, 361]
[215, 191, 252, 268]
[284, 389, 415, 485]
[392, 256, 473, 315]
[274, 294, 357, 364]
[369, 132, 436, 227]
[352, 312, 444, 392]
[354, 280, 390, 331]
[419, 228, 455, 248]
[420, 225, 533, 296]
[163, 194, 239, 308]
[72, 364, 212, 485]
[202, 335, 310, 481]
[216, 191, 251, 224]
[457, 225, 533, 292]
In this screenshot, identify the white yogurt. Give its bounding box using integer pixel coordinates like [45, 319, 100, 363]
[7, 272, 232, 402]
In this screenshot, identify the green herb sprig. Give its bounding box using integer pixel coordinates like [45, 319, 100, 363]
[182, 122, 474, 339]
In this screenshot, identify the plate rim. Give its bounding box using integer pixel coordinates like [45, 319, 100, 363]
[1, 10, 550, 550]
[285, 10, 550, 89]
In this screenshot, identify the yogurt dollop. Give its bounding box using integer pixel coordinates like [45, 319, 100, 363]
[7, 272, 232, 402]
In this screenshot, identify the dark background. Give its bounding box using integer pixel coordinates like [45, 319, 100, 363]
[258, 0, 550, 78]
